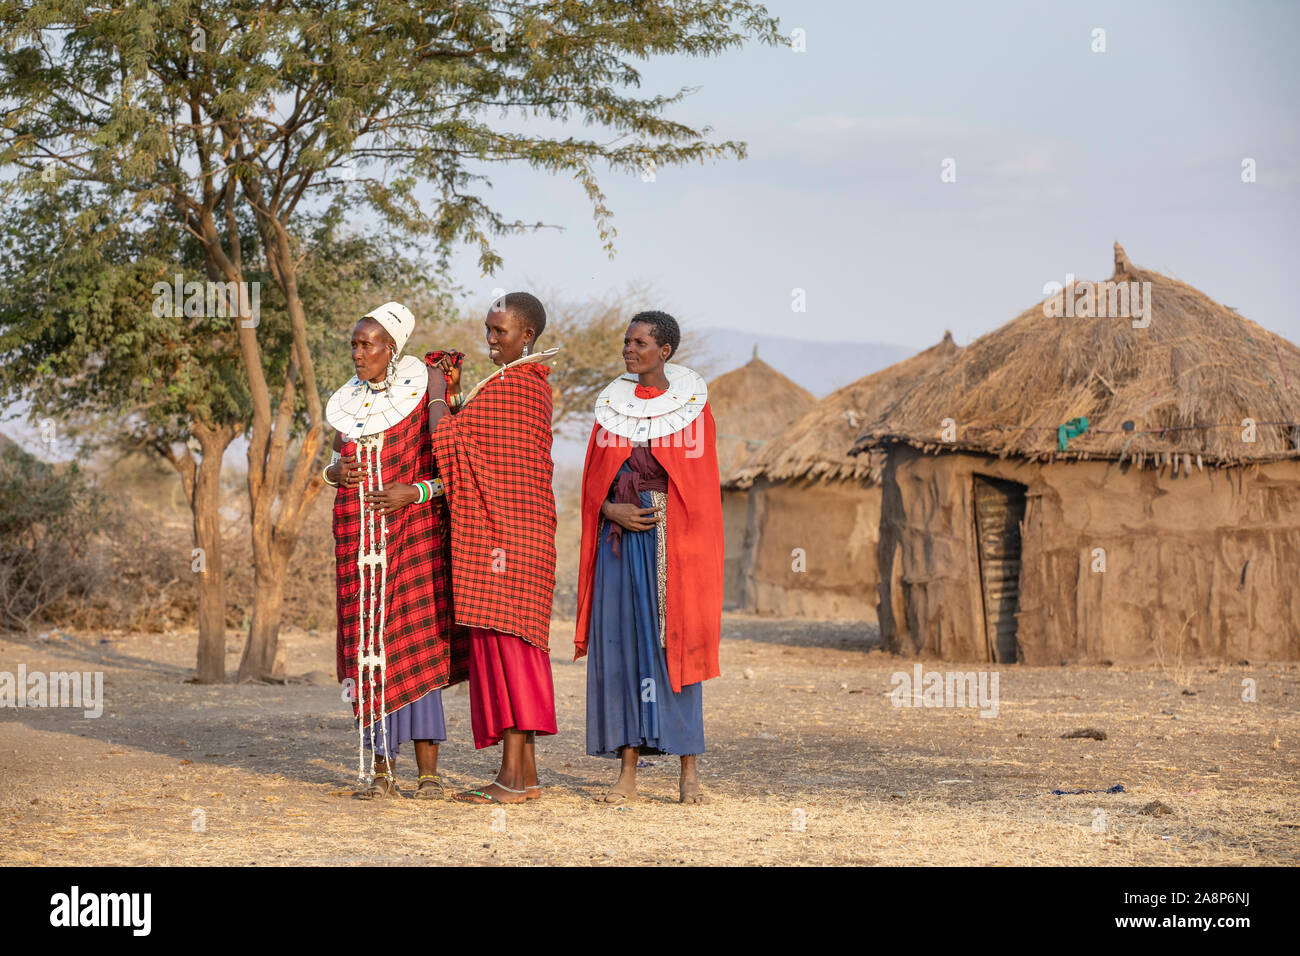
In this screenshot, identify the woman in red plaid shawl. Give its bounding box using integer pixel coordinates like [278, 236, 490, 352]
[324, 301, 466, 800]
[427, 291, 559, 805]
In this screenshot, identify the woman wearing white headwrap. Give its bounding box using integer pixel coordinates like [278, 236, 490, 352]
[324, 302, 467, 800]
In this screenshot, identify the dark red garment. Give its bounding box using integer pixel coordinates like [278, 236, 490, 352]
[605, 446, 669, 556]
[426, 356, 558, 651]
[575, 387, 725, 693]
[333, 393, 467, 726]
[467, 627, 558, 749]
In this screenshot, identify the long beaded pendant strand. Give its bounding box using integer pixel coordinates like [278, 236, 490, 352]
[354, 432, 392, 786]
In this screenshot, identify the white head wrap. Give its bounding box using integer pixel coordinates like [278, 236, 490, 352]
[362, 301, 415, 355]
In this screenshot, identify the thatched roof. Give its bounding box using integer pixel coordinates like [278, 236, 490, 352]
[708, 355, 815, 480]
[851, 244, 1300, 469]
[725, 332, 961, 489]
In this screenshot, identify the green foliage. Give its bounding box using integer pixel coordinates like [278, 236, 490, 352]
[0, 0, 777, 444]
[0, 1, 778, 657]
[0, 196, 450, 447]
[0, 0, 780, 270]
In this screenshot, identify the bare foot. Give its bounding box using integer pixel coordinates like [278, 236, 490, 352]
[679, 775, 708, 804]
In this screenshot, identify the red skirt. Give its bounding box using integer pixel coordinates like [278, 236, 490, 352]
[468, 627, 558, 749]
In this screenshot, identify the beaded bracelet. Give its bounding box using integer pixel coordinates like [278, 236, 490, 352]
[411, 479, 445, 503]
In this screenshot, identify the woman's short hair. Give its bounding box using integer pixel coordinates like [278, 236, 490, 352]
[502, 291, 547, 339]
[630, 310, 681, 358]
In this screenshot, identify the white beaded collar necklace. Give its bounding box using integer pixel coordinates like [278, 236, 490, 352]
[326, 354, 428, 440]
[594, 363, 708, 441]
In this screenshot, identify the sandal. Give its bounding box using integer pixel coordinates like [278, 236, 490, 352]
[525, 780, 541, 801]
[356, 771, 402, 800]
[413, 773, 445, 800]
[453, 780, 528, 805]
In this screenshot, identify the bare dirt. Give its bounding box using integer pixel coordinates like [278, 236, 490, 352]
[1, 618, 1296, 866]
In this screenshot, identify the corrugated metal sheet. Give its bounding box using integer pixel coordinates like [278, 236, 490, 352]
[973, 476, 1027, 663]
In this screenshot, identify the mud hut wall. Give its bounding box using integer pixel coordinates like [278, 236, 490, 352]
[1013, 457, 1300, 663]
[875, 447, 987, 658]
[722, 488, 749, 608]
[738, 477, 880, 619]
[877, 446, 1300, 662]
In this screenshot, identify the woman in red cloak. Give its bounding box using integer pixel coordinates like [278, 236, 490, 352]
[575, 311, 724, 804]
[428, 292, 560, 806]
[325, 301, 466, 800]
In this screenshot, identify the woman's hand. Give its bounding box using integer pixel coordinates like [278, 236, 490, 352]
[328, 453, 365, 489]
[601, 500, 661, 532]
[432, 354, 461, 394]
[363, 483, 420, 517]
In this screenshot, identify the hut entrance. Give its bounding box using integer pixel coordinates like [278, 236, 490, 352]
[972, 475, 1027, 663]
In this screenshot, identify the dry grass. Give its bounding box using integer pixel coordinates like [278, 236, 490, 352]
[1, 617, 1296, 866]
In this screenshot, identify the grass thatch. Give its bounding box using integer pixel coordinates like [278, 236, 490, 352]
[725, 334, 960, 488]
[709, 356, 815, 479]
[852, 244, 1300, 469]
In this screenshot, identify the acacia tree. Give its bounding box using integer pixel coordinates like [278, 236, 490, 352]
[0, 194, 436, 679]
[0, 0, 781, 680]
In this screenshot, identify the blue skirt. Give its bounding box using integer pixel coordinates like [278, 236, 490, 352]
[362, 686, 446, 759]
[585, 487, 705, 758]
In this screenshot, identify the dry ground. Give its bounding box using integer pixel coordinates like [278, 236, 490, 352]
[1, 617, 1297, 866]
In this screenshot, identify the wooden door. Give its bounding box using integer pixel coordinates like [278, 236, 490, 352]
[973, 476, 1027, 663]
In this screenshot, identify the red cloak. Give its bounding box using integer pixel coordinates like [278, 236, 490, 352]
[574, 401, 724, 693]
[333, 393, 466, 723]
[427, 355, 557, 651]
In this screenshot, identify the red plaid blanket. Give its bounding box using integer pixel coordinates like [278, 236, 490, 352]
[427, 355, 557, 651]
[334, 394, 468, 726]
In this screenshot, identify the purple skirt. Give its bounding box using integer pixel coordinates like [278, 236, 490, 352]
[361, 687, 446, 758]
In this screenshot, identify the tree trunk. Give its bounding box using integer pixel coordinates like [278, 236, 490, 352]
[157, 422, 237, 684]
[192, 424, 235, 683]
[238, 552, 288, 681]
[202, 201, 326, 682]
[235, 447, 326, 681]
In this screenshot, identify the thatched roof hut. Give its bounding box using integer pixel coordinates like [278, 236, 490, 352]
[853, 244, 1300, 662]
[706, 355, 815, 606]
[724, 333, 961, 618]
[709, 354, 815, 480]
[728, 332, 960, 489]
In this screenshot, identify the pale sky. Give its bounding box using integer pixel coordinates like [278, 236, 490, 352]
[437, 0, 1300, 350]
[7, 1, 1299, 460]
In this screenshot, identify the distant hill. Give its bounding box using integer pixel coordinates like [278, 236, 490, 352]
[693, 327, 912, 398]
